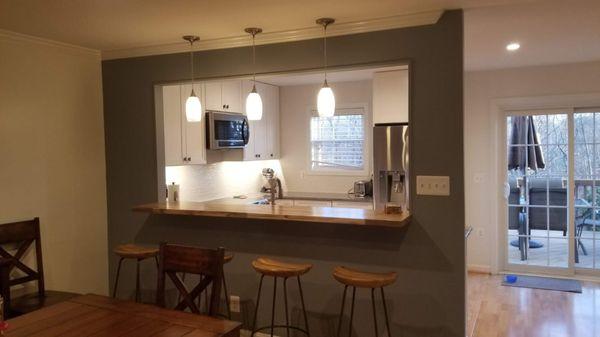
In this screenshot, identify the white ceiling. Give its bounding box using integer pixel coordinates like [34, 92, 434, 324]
[1, 0, 599, 71]
[464, 0, 600, 70]
[0, 0, 530, 52]
[259, 65, 409, 86]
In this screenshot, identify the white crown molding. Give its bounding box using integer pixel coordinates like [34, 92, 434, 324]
[0, 29, 100, 57]
[101, 10, 443, 60]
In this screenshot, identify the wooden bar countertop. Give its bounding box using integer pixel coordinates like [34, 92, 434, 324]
[133, 201, 411, 228]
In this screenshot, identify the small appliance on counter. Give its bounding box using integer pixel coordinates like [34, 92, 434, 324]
[167, 182, 180, 202]
[261, 168, 283, 205]
[351, 180, 373, 198]
[373, 123, 409, 213]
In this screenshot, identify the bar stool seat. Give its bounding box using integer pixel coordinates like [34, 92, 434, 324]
[333, 266, 397, 288]
[252, 257, 312, 278]
[333, 266, 397, 337]
[114, 244, 159, 259]
[112, 244, 159, 302]
[251, 257, 312, 336]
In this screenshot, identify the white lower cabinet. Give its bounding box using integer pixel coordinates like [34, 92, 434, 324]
[243, 81, 280, 161]
[163, 83, 206, 166]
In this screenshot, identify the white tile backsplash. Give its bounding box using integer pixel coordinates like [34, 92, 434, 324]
[165, 160, 286, 202]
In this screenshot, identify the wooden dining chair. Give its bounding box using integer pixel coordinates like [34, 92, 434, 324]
[156, 242, 224, 317]
[0, 218, 78, 318]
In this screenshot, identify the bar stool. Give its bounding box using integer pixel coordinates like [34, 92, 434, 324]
[112, 244, 159, 302]
[333, 266, 397, 337]
[251, 257, 312, 336]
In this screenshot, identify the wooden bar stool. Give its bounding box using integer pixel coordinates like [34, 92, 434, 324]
[333, 266, 397, 337]
[112, 244, 159, 302]
[251, 257, 312, 337]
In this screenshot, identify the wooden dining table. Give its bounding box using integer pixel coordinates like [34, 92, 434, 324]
[2, 294, 241, 337]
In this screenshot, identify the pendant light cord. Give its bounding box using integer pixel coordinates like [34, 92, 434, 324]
[323, 24, 328, 82]
[252, 33, 257, 84]
[189, 40, 195, 91]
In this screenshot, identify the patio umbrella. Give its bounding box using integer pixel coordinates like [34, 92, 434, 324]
[507, 115, 546, 260]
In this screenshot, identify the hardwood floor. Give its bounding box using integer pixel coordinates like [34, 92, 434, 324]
[468, 272, 600, 337]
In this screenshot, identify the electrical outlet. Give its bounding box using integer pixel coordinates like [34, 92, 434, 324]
[477, 228, 485, 238]
[230, 295, 240, 313]
[416, 176, 450, 196]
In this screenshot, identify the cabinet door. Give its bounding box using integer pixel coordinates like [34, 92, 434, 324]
[181, 84, 207, 164]
[265, 84, 280, 159]
[242, 81, 257, 160]
[163, 85, 184, 166]
[373, 70, 409, 124]
[204, 82, 222, 111]
[222, 80, 242, 113]
[252, 82, 268, 160]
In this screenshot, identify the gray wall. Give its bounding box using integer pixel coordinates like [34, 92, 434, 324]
[102, 10, 464, 337]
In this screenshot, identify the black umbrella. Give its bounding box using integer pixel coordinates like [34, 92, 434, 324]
[508, 116, 546, 261]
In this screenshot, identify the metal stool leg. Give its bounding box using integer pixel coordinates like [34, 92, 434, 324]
[336, 285, 348, 337]
[135, 258, 141, 302]
[283, 278, 290, 337]
[348, 287, 356, 337]
[381, 287, 391, 337]
[371, 288, 378, 337]
[297, 276, 310, 337]
[112, 257, 124, 298]
[251, 275, 265, 336]
[270, 277, 278, 337]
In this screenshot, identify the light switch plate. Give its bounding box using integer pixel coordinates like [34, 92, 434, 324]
[416, 175, 450, 196]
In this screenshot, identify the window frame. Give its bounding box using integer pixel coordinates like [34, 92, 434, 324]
[305, 103, 371, 177]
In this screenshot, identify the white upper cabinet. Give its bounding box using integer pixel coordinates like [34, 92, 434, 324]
[180, 84, 206, 165]
[243, 81, 280, 161]
[372, 69, 409, 124]
[163, 83, 206, 166]
[163, 85, 184, 166]
[204, 80, 242, 113]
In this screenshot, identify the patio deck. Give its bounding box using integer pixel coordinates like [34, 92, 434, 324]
[508, 229, 600, 269]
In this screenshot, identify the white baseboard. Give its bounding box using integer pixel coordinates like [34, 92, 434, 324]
[468, 264, 491, 274]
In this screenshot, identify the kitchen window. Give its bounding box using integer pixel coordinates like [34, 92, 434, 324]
[309, 107, 367, 173]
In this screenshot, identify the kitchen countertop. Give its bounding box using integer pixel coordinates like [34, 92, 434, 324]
[133, 201, 410, 228]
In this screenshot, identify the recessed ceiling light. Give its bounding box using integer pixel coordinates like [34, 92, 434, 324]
[506, 42, 520, 51]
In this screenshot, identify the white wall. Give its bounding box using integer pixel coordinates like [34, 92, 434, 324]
[465, 60, 600, 271]
[279, 80, 372, 193]
[0, 31, 108, 294]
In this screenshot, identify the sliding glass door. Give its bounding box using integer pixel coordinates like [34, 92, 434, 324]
[503, 108, 600, 275]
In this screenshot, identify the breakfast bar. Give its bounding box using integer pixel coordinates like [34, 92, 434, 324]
[133, 201, 411, 228]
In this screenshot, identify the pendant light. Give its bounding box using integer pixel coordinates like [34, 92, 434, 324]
[316, 18, 335, 118]
[183, 35, 202, 122]
[244, 27, 263, 121]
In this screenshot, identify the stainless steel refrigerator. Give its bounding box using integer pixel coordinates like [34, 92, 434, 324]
[373, 123, 409, 212]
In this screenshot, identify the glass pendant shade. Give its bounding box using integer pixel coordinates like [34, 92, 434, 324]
[317, 82, 335, 117]
[185, 90, 202, 122]
[246, 86, 263, 121]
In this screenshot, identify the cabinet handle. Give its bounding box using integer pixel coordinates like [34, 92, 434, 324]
[226, 104, 229, 109]
[270, 154, 273, 157]
[188, 157, 192, 161]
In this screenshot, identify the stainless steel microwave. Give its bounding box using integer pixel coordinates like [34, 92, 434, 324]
[206, 111, 249, 149]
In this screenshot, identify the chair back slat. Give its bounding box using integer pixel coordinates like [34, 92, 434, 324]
[0, 219, 39, 245]
[0, 218, 45, 317]
[157, 243, 224, 317]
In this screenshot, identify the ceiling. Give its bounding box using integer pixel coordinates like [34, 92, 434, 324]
[0, 0, 530, 52]
[259, 65, 409, 86]
[1, 0, 599, 71]
[464, 0, 600, 70]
